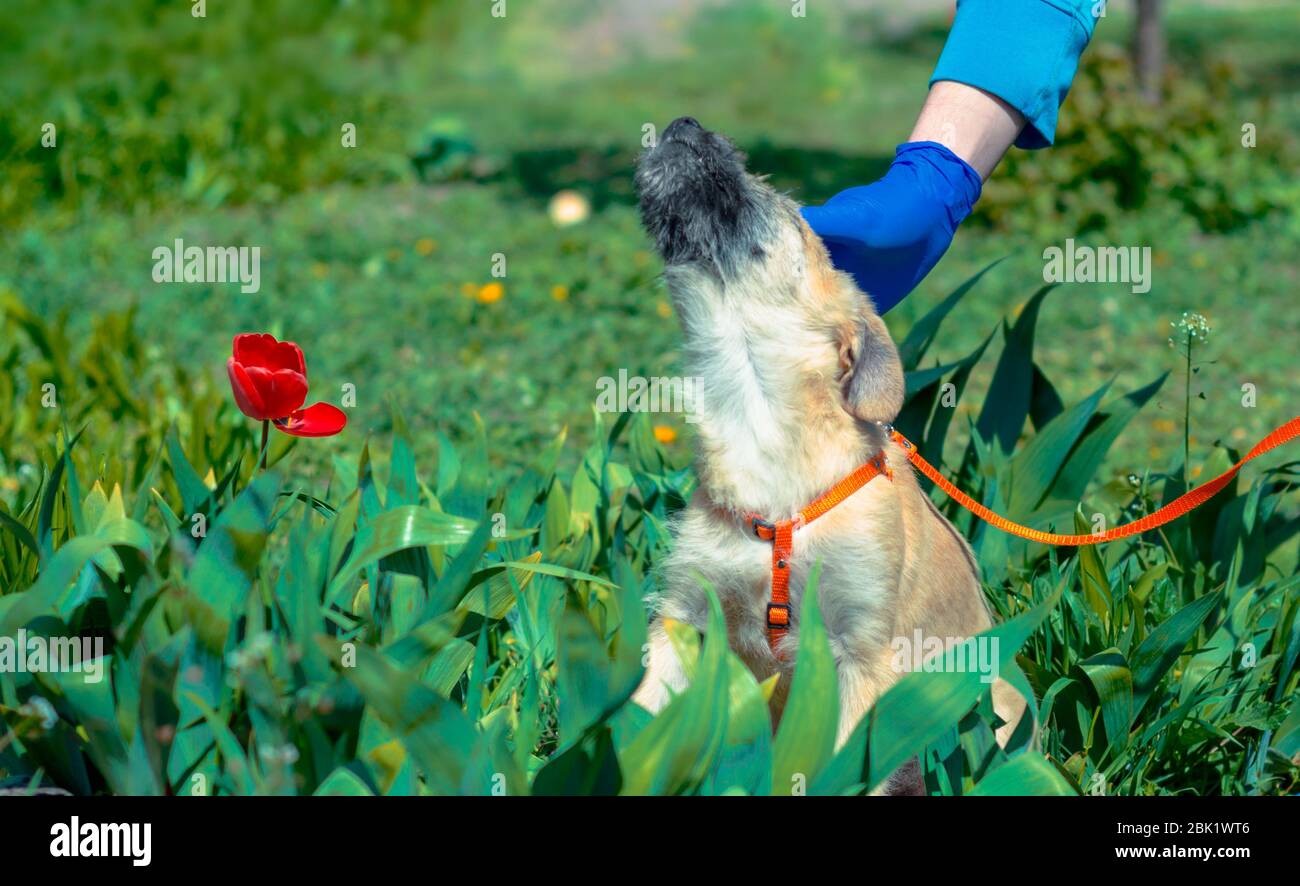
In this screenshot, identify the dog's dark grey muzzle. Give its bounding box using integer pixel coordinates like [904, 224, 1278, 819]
[636, 117, 768, 276]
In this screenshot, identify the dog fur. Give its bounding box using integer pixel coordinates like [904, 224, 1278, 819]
[631, 118, 1026, 793]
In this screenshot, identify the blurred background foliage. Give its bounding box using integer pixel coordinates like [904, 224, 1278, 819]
[4, 2, 1298, 232]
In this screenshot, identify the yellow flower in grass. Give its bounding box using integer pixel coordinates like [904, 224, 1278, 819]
[416, 237, 438, 256]
[656, 300, 672, 319]
[477, 282, 504, 304]
[551, 285, 569, 302]
[653, 424, 677, 444]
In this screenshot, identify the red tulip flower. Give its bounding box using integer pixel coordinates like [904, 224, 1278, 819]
[227, 334, 346, 441]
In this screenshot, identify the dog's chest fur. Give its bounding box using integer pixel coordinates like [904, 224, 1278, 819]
[657, 467, 908, 678]
[654, 265, 921, 679]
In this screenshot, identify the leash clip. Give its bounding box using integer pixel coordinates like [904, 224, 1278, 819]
[879, 421, 914, 454]
[869, 450, 894, 482]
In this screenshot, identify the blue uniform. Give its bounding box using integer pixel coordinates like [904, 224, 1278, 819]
[932, 0, 1101, 148]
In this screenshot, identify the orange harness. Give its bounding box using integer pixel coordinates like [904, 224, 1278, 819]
[748, 417, 1300, 653]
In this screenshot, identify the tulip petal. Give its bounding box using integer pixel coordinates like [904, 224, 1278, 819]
[227, 357, 270, 420]
[239, 365, 308, 420]
[274, 402, 347, 437]
[233, 333, 306, 374]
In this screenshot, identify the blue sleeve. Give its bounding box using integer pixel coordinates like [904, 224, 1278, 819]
[930, 0, 1099, 149]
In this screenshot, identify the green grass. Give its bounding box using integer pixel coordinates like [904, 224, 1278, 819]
[1, 264, 1296, 796]
[7, 178, 1297, 485]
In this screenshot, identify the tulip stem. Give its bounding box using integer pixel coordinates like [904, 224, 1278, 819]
[259, 420, 269, 470]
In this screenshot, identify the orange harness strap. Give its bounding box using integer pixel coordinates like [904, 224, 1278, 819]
[747, 417, 1299, 654]
[748, 451, 892, 654]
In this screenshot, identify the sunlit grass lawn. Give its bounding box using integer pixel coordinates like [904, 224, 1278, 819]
[4, 1, 1296, 480]
[9, 175, 1296, 486]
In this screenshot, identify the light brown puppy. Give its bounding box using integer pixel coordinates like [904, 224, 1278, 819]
[632, 118, 1025, 792]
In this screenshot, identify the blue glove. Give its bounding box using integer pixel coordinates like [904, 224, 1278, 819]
[801, 141, 982, 314]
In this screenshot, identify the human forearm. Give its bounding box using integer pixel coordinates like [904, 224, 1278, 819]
[801, 0, 1101, 310]
[908, 81, 1026, 181]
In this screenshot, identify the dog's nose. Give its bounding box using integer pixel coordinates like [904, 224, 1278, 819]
[664, 116, 703, 140]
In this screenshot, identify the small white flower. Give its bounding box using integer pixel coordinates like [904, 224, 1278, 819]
[1169, 311, 1211, 348]
[20, 696, 58, 730]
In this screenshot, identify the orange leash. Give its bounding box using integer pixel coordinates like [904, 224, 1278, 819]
[888, 417, 1299, 546]
[747, 417, 1299, 654]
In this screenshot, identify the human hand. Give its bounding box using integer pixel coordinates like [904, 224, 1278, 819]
[801, 141, 982, 314]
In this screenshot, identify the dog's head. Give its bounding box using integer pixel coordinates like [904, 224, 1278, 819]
[636, 117, 903, 426]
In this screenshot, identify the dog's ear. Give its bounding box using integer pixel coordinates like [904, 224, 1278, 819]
[838, 305, 904, 424]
